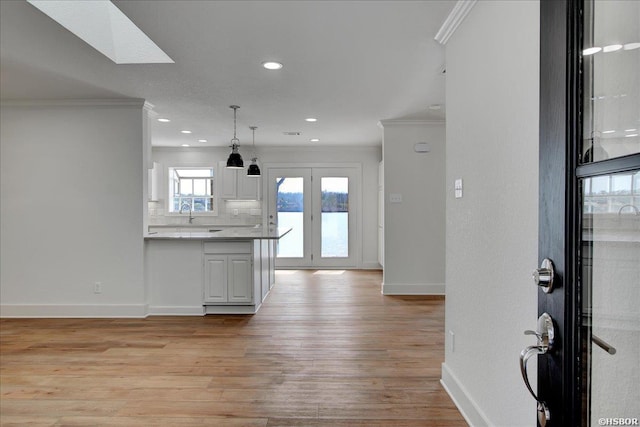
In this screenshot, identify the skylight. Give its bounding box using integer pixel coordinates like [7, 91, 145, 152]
[27, 0, 174, 64]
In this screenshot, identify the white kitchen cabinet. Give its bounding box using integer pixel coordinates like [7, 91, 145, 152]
[218, 162, 238, 199]
[269, 239, 276, 290]
[203, 253, 252, 304]
[227, 255, 252, 303]
[203, 255, 227, 303]
[218, 161, 261, 200]
[148, 161, 160, 201]
[237, 171, 261, 200]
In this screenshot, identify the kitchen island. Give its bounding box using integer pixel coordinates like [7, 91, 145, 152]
[145, 227, 290, 315]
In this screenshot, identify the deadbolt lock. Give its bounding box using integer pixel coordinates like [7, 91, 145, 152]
[533, 258, 555, 293]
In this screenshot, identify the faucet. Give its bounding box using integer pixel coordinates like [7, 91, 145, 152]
[179, 203, 195, 224]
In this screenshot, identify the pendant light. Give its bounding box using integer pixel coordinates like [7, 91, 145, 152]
[226, 105, 244, 169]
[247, 126, 261, 177]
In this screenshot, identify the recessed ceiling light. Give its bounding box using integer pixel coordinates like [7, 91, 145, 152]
[262, 61, 283, 70]
[181, 144, 190, 147]
[625, 134, 638, 138]
[157, 118, 170, 123]
[583, 47, 602, 55]
[305, 118, 317, 122]
[625, 129, 637, 132]
[198, 139, 207, 143]
[181, 130, 192, 134]
[623, 42, 640, 50]
[602, 130, 616, 134]
[310, 138, 320, 142]
[603, 44, 623, 53]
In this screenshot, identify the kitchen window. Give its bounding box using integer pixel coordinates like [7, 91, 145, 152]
[168, 167, 217, 215]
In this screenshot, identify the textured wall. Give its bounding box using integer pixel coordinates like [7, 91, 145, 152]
[442, 1, 540, 426]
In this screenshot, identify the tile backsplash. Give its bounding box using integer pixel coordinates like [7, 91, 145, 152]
[148, 199, 262, 226]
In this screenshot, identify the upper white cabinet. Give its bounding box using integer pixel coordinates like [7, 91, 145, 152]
[218, 161, 261, 200]
[148, 161, 160, 201]
[218, 162, 237, 199]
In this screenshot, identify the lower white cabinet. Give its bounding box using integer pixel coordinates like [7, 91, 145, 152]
[203, 254, 252, 304]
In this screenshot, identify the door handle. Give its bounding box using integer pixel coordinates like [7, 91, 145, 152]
[520, 312, 554, 427]
[592, 334, 616, 355]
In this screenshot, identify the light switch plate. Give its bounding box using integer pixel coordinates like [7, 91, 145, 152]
[454, 179, 463, 199]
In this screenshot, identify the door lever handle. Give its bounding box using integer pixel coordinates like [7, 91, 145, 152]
[519, 313, 555, 427]
[592, 334, 616, 355]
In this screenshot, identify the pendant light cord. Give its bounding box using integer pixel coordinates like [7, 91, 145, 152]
[250, 126, 257, 159]
[230, 105, 240, 146]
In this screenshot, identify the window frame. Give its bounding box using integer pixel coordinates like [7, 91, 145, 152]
[167, 166, 218, 216]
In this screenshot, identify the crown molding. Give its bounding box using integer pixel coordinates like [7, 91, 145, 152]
[378, 119, 445, 128]
[0, 98, 149, 109]
[434, 0, 477, 45]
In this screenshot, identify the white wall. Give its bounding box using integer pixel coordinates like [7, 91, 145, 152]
[152, 145, 381, 269]
[0, 100, 148, 317]
[441, 2, 540, 426]
[381, 121, 446, 294]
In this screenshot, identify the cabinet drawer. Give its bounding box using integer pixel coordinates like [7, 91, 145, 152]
[203, 241, 251, 254]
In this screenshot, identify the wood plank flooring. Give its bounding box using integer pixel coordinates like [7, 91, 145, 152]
[1, 270, 466, 426]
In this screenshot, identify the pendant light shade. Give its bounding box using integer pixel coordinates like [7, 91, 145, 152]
[226, 105, 244, 169]
[247, 126, 261, 177]
[247, 161, 261, 176]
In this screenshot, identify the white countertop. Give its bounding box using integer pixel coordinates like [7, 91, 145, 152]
[145, 226, 292, 241]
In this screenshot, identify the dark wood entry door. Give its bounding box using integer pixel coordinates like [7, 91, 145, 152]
[537, 0, 640, 426]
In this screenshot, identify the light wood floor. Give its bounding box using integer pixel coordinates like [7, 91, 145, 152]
[1, 270, 466, 427]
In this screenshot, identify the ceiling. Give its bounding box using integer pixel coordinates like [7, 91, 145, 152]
[0, 0, 452, 147]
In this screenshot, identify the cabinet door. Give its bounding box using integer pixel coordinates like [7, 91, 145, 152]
[268, 240, 276, 290]
[227, 254, 252, 303]
[204, 255, 227, 303]
[237, 171, 260, 200]
[260, 240, 269, 301]
[218, 161, 237, 199]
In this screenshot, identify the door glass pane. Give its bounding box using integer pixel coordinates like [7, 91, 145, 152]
[321, 177, 349, 258]
[276, 177, 304, 258]
[581, 171, 640, 425]
[581, 0, 640, 163]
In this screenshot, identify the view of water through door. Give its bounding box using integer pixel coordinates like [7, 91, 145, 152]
[320, 177, 349, 258]
[268, 167, 358, 268]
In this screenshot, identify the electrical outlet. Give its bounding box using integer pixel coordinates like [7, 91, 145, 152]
[449, 330, 455, 352]
[389, 193, 402, 203]
[94, 282, 102, 294]
[233, 209, 239, 216]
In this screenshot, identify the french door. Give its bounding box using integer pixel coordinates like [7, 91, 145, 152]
[537, 1, 639, 426]
[266, 166, 358, 268]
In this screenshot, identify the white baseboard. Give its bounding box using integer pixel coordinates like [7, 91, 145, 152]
[382, 282, 445, 295]
[361, 261, 382, 270]
[204, 304, 260, 314]
[441, 363, 492, 427]
[0, 304, 147, 318]
[147, 306, 205, 316]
